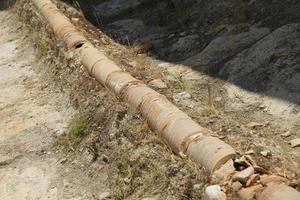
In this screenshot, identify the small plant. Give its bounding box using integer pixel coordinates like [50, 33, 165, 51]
[113, 186, 125, 200]
[53, 113, 88, 149]
[68, 114, 88, 137]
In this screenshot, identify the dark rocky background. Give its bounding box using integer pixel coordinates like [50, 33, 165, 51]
[66, 0, 299, 104]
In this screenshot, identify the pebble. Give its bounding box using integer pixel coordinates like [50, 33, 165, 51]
[233, 166, 255, 184]
[71, 17, 79, 22]
[193, 184, 202, 190]
[172, 91, 192, 102]
[260, 150, 271, 157]
[149, 79, 168, 89]
[57, 158, 67, 165]
[204, 185, 227, 200]
[99, 192, 111, 200]
[281, 131, 291, 137]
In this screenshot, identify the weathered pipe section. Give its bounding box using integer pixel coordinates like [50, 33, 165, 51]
[32, 0, 86, 48]
[80, 40, 235, 173]
[31, 0, 300, 199]
[32, 0, 236, 173]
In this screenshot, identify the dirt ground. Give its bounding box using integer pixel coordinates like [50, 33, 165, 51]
[0, 10, 109, 199]
[1, 0, 300, 199]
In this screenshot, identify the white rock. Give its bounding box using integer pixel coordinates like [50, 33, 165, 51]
[193, 184, 202, 190]
[99, 192, 111, 200]
[260, 150, 271, 157]
[232, 166, 255, 184]
[172, 91, 192, 102]
[204, 185, 227, 200]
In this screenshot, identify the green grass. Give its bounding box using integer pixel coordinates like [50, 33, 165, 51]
[68, 114, 88, 137]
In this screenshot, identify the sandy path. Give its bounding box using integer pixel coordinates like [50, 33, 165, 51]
[0, 11, 107, 200]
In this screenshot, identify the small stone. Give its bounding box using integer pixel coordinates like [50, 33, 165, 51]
[245, 149, 254, 155]
[289, 138, 300, 148]
[180, 31, 187, 36]
[260, 150, 271, 157]
[124, 177, 131, 183]
[172, 91, 192, 102]
[101, 154, 109, 163]
[232, 181, 243, 192]
[57, 158, 67, 164]
[233, 166, 255, 184]
[99, 192, 111, 200]
[168, 33, 175, 38]
[246, 122, 264, 129]
[204, 185, 227, 200]
[149, 79, 168, 89]
[281, 131, 291, 137]
[71, 17, 79, 22]
[259, 105, 266, 109]
[238, 184, 263, 200]
[193, 184, 202, 190]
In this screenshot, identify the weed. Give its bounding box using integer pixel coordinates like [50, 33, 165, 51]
[68, 114, 88, 137]
[113, 186, 125, 200]
[54, 114, 88, 149]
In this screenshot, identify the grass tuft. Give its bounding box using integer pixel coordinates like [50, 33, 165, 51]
[68, 114, 88, 137]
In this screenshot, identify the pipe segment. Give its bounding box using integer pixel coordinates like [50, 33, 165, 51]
[31, 0, 300, 198]
[257, 184, 300, 200]
[32, 0, 86, 48]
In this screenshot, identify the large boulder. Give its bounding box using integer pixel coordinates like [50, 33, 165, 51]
[94, 0, 150, 21]
[184, 26, 270, 74]
[220, 23, 300, 104]
[106, 19, 146, 43]
[168, 34, 201, 61]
